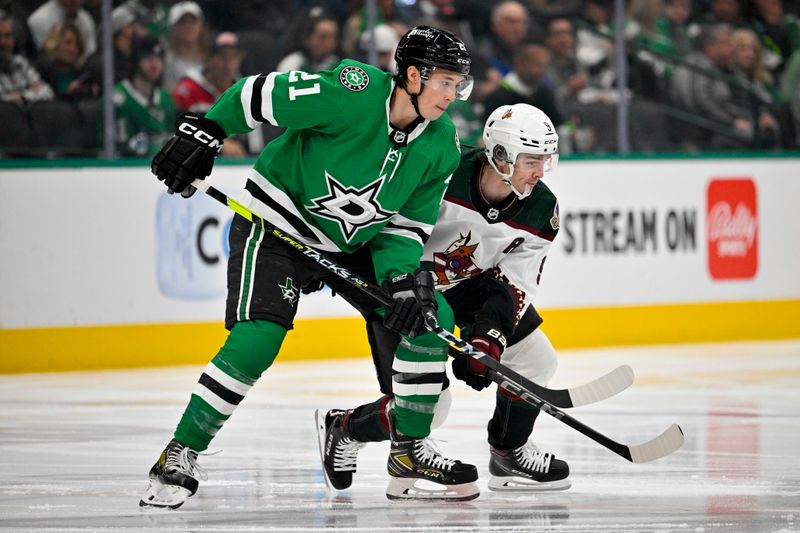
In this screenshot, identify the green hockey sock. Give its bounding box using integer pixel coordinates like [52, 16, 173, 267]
[174, 320, 286, 451]
[392, 294, 454, 438]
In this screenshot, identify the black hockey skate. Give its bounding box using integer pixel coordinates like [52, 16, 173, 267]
[488, 441, 571, 491]
[315, 409, 365, 490]
[139, 439, 205, 509]
[387, 430, 479, 501]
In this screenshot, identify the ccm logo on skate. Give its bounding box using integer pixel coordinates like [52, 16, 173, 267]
[707, 178, 758, 280]
[178, 122, 222, 149]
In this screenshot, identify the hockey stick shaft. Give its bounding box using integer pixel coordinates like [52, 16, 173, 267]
[448, 346, 634, 408]
[191, 179, 684, 463]
[195, 180, 593, 407]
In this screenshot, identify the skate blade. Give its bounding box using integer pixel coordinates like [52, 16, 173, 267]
[139, 479, 192, 509]
[488, 475, 571, 492]
[314, 409, 334, 492]
[386, 477, 479, 502]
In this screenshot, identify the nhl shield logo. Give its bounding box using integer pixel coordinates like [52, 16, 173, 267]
[340, 66, 370, 91]
[392, 130, 407, 145]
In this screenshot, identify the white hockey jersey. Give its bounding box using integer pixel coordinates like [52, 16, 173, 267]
[420, 146, 560, 322]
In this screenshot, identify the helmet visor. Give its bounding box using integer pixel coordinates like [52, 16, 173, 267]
[421, 68, 474, 101]
[513, 152, 559, 173]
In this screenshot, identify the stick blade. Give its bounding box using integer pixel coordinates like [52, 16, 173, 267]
[568, 365, 635, 407]
[628, 424, 685, 463]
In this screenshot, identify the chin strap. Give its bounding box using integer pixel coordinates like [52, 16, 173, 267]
[405, 84, 424, 118]
[486, 156, 533, 199]
[390, 79, 426, 148]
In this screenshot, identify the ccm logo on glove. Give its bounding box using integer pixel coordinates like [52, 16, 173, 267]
[178, 122, 223, 150]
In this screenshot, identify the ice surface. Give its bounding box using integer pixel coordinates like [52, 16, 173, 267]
[1, 340, 798, 531]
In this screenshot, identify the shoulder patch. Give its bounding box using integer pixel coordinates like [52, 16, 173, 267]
[550, 201, 560, 230]
[339, 65, 370, 91]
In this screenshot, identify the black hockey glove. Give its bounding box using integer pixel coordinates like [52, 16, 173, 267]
[151, 113, 226, 198]
[301, 279, 334, 296]
[382, 268, 438, 337]
[452, 322, 506, 391]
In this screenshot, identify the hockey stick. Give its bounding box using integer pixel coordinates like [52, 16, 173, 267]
[448, 346, 635, 408]
[195, 179, 626, 409]
[191, 179, 684, 463]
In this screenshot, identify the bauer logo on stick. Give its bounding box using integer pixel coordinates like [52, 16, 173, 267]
[340, 66, 370, 91]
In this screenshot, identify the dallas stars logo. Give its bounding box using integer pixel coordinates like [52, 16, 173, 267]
[339, 66, 369, 91]
[308, 172, 393, 242]
[278, 277, 298, 304]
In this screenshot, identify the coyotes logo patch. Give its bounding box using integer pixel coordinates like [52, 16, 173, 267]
[433, 232, 481, 285]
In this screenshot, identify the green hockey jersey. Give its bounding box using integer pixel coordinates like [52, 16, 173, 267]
[421, 146, 560, 323]
[112, 79, 176, 156]
[206, 60, 461, 283]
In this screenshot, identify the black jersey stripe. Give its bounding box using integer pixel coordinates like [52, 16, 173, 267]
[245, 179, 321, 244]
[385, 221, 430, 244]
[199, 373, 245, 405]
[250, 75, 267, 123]
[392, 371, 446, 385]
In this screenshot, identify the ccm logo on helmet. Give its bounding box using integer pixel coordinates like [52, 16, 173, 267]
[178, 122, 222, 150]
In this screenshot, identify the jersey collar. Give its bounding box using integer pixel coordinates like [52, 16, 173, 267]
[470, 160, 524, 223]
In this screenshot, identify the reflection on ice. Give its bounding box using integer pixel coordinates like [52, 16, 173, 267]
[0, 340, 798, 531]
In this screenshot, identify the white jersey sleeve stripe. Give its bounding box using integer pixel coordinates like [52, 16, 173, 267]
[259, 72, 279, 126]
[240, 75, 257, 129]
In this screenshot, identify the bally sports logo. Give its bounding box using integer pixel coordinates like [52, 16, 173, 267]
[706, 178, 758, 280]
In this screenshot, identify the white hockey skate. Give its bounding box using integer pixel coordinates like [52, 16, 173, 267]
[488, 441, 571, 492]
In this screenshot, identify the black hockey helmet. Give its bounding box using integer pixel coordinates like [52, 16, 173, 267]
[394, 26, 471, 78]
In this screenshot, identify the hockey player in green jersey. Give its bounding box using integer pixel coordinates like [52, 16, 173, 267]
[318, 103, 571, 495]
[141, 26, 478, 508]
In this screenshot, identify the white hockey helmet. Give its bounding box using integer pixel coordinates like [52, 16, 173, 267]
[482, 104, 559, 198]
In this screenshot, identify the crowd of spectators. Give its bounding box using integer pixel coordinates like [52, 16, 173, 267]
[0, 0, 798, 158]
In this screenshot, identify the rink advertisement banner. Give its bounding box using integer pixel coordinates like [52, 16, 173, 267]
[533, 160, 799, 309]
[0, 157, 798, 371]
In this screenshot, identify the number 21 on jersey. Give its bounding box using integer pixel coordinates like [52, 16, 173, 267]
[288, 71, 321, 101]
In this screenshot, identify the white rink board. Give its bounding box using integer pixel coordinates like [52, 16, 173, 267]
[537, 158, 800, 307]
[1, 158, 798, 329]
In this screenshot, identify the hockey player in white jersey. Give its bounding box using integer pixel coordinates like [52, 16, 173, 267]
[317, 103, 570, 495]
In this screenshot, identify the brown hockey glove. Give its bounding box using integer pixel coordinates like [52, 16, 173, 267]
[452, 322, 506, 391]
